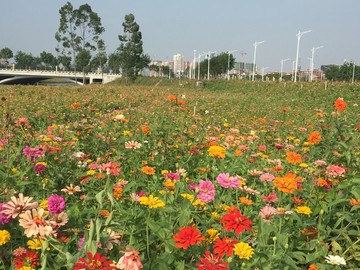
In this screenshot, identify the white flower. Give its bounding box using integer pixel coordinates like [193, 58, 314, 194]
[325, 255, 346, 266]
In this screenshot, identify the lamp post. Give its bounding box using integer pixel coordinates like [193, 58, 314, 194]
[280, 58, 290, 81]
[310, 46, 323, 81]
[227, 50, 237, 80]
[252, 40, 265, 81]
[192, 50, 196, 79]
[197, 53, 205, 80]
[294, 30, 311, 82]
[352, 61, 356, 84]
[239, 51, 247, 77]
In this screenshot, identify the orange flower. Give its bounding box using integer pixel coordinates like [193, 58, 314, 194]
[307, 131, 322, 145]
[334, 98, 347, 111]
[274, 173, 298, 193]
[142, 165, 155, 175]
[286, 152, 302, 164]
[100, 210, 110, 218]
[71, 102, 81, 109]
[113, 186, 123, 200]
[350, 198, 360, 206]
[308, 263, 320, 270]
[239, 197, 253, 205]
[141, 125, 151, 135]
[208, 145, 226, 159]
[234, 149, 243, 156]
[292, 196, 305, 205]
[168, 95, 177, 101]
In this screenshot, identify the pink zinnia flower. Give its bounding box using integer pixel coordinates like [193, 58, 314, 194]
[259, 173, 275, 182]
[325, 165, 346, 178]
[164, 172, 180, 181]
[98, 162, 121, 176]
[18, 208, 53, 238]
[259, 204, 277, 222]
[49, 212, 69, 228]
[197, 180, 216, 203]
[216, 173, 240, 188]
[262, 192, 278, 203]
[1, 193, 38, 219]
[33, 163, 47, 175]
[22, 146, 43, 162]
[116, 247, 143, 270]
[61, 184, 81, 195]
[47, 195, 66, 214]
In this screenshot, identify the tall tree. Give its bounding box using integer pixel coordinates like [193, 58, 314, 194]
[0, 47, 13, 62]
[118, 13, 150, 82]
[55, 2, 105, 83]
[14, 51, 35, 69]
[40, 51, 57, 70]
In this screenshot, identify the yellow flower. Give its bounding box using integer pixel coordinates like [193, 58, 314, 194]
[233, 242, 254, 259]
[208, 145, 226, 159]
[181, 193, 205, 207]
[27, 238, 44, 250]
[299, 163, 308, 168]
[86, 169, 97, 176]
[211, 211, 221, 220]
[11, 168, 19, 174]
[139, 195, 165, 208]
[0, 230, 10, 246]
[295, 206, 312, 215]
[204, 228, 219, 245]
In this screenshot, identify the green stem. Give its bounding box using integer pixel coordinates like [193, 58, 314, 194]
[146, 210, 151, 261]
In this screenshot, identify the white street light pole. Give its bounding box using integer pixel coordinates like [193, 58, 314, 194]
[280, 58, 290, 81]
[352, 61, 356, 84]
[197, 53, 205, 80]
[227, 50, 237, 80]
[310, 46, 323, 82]
[252, 41, 265, 81]
[192, 50, 196, 79]
[294, 30, 311, 82]
[206, 51, 216, 80]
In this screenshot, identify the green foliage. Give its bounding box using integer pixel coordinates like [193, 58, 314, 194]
[0, 47, 13, 61]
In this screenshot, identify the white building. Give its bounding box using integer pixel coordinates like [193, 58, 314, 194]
[173, 54, 184, 77]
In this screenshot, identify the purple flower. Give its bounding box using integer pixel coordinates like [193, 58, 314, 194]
[197, 180, 215, 203]
[33, 163, 47, 175]
[0, 202, 12, 225]
[216, 173, 241, 188]
[22, 146, 43, 162]
[47, 194, 66, 214]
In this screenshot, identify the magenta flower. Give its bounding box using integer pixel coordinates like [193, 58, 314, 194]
[47, 195, 66, 214]
[197, 180, 215, 203]
[0, 203, 12, 225]
[216, 173, 240, 188]
[33, 163, 47, 175]
[22, 146, 43, 162]
[165, 172, 180, 181]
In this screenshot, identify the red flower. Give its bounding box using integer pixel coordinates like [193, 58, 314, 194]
[213, 237, 238, 257]
[13, 250, 40, 269]
[173, 226, 205, 249]
[334, 98, 347, 111]
[220, 208, 253, 235]
[74, 252, 116, 270]
[196, 251, 229, 270]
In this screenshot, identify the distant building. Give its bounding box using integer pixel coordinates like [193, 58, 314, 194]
[173, 54, 184, 76]
[233, 62, 254, 75]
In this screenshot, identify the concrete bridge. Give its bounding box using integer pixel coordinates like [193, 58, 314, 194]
[0, 68, 121, 85]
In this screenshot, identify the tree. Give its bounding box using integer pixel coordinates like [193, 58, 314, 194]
[90, 39, 107, 73]
[0, 47, 13, 62]
[118, 13, 150, 82]
[14, 51, 35, 69]
[55, 2, 105, 83]
[108, 52, 121, 74]
[40, 51, 57, 70]
[76, 49, 91, 83]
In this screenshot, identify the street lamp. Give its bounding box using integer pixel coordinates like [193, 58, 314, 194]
[239, 51, 247, 77]
[197, 53, 205, 80]
[280, 58, 290, 81]
[227, 50, 237, 80]
[310, 46, 323, 81]
[252, 40, 265, 81]
[192, 50, 196, 79]
[294, 30, 311, 82]
[352, 61, 356, 84]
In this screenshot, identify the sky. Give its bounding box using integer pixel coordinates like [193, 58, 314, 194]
[1, 0, 359, 72]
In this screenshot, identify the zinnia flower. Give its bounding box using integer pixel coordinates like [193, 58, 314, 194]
[295, 206, 312, 216]
[220, 208, 253, 235]
[173, 226, 204, 249]
[325, 254, 346, 266]
[273, 174, 298, 193]
[125, 141, 142, 149]
[47, 194, 66, 214]
[334, 98, 347, 111]
[139, 195, 165, 208]
[27, 238, 45, 250]
[208, 145, 226, 159]
[61, 184, 81, 195]
[196, 251, 229, 270]
[1, 193, 39, 219]
[141, 165, 155, 175]
[259, 204, 278, 222]
[259, 173, 275, 182]
[307, 131, 322, 145]
[197, 180, 216, 203]
[13, 249, 40, 269]
[116, 247, 143, 270]
[233, 242, 254, 260]
[213, 237, 238, 257]
[286, 151, 302, 164]
[325, 165, 347, 178]
[74, 252, 116, 270]
[0, 230, 10, 245]
[216, 173, 241, 188]
[18, 208, 53, 238]
[0, 202, 12, 224]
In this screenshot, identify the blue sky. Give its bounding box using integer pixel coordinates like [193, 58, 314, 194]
[1, 0, 359, 72]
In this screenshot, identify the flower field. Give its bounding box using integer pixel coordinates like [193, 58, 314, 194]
[0, 80, 359, 269]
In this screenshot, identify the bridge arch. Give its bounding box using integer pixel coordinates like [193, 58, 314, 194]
[0, 76, 83, 85]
